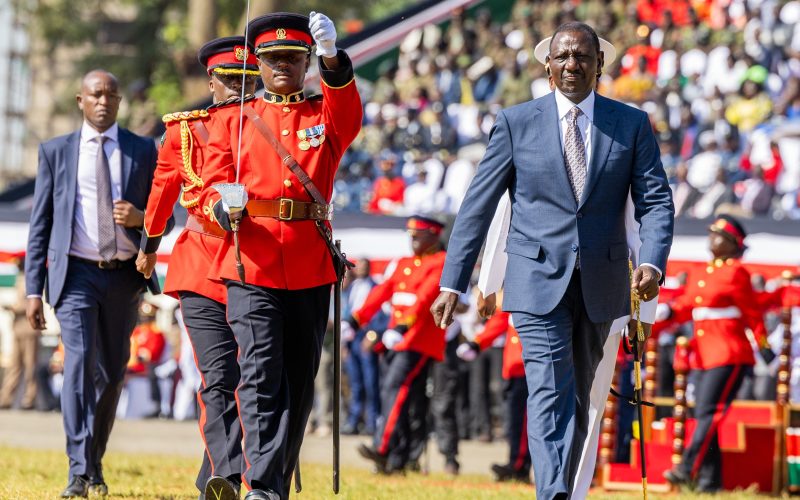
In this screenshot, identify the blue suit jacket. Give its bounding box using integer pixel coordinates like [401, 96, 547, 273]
[441, 92, 674, 322]
[25, 127, 164, 306]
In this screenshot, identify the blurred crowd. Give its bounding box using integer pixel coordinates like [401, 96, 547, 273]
[335, 0, 800, 220]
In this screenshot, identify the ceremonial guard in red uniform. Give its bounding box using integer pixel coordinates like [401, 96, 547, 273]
[662, 215, 770, 492]
[198, 12, 361, 500]
[137, 36, 259, 500]
[457, 301, 530, 483]
[344, 216, 447, 474]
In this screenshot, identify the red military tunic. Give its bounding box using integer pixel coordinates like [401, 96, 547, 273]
[667, 258, 767, 370]
[474, 310, 525, 380]
[127, 323, 166, 375]
[143, 107, 232, 303]
[200, 58, 362, 289]
[353, 250, 447, 361]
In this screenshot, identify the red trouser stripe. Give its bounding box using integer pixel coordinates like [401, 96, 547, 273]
[179, 300, 215, 475]
[514, 408, 529, 471]
[691, 364, 742, 478]
[378, 355, 429, 455]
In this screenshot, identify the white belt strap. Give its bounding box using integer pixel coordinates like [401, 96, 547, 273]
[391, 292, 417, 307]
[693, 306, 742, 321]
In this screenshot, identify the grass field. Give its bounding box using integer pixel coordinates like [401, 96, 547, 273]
[0, 445, 777, 499]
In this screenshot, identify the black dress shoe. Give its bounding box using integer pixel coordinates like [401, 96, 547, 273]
[444, 458, 460, 476]
[61, 476, 89, 498]
[243, 489, 280, 500]
[204, 476, 240, 500]
[357, 443, 388, 473]
[87, 481, 108, 497]
[663, 467, 690, 486]
[490, 463, 530, 483]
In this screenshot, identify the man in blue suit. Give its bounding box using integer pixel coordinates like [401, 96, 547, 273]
[25, 69, 163, 498]
[431, 23, 674, 499]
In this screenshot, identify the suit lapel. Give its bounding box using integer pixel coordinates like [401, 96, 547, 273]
[579, 94, 617, 209]
[64, 131, 80, 223]
[119, 128, 133, 196]
[538, 94, 575, 206]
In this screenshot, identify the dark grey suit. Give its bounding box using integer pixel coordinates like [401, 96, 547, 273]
[440, 92, 673, 498]
[25, 127, 162, 482]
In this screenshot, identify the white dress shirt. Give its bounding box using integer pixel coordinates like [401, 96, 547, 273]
[69, 121, 137, 261]
[554, 88, 594, 168]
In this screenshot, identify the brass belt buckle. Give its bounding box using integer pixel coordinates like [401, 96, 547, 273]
[98, 260, 111, 270]
[278, 198, 295, 220]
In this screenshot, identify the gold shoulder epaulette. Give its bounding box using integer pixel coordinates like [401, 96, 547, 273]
[206, 93, 256, 111]
[162, 109, 210, 124]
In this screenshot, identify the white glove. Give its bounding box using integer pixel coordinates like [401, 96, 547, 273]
[309, 11, 337, 58]
[456, 343, 478, 362]
[382, 329, 404, 350]
[341, 320, 355, 342]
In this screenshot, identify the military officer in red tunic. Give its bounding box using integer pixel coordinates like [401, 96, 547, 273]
[661, 215, 770, 492]
[198, 12, 361, 500]
[457, 299, 531, 483]
[342, 215, 447, 474]
[136, 36, 258, 500]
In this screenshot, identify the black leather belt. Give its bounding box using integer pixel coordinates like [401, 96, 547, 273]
[69, 255, 135, 270]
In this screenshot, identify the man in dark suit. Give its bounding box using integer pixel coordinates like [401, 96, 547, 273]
[25, 69, 162, 498]
[431, 23, 674, 499]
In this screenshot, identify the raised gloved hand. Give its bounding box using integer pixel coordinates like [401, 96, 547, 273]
[456, 342, 480, 362]
[382, 329, 404, 350]
[309, 11, 337, 58]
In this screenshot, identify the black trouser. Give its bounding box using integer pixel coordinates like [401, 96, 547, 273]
[432, 337, 460, 462]
[677, 363, 749, 490]
[469, 346, 503, 439]
[374, 350, 431, 471]
[505, 376, 530, 473]
[226, 281, 329, 498]
[178, 292, 242, 493]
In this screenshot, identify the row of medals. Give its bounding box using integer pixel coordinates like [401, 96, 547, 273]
[297, 125, 325, 151]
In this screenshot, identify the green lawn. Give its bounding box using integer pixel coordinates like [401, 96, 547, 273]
[0, 445, 777, 499]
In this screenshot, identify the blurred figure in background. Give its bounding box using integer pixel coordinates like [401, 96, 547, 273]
[0, 258, 40, 411]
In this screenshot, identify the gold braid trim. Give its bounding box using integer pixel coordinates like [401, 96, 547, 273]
[162, 109, 209, 124]
[178, 120, 203, 208]
[213, 68, 260, 76]
[203, 198, 216, 221]
[629, 259, 645, 343]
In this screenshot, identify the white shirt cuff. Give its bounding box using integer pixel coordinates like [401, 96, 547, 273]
[440, 287, 461, 294]
[26, 294, 42, 299]
[640, 263, 662, 280]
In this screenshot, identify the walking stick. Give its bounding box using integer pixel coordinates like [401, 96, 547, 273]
[294, 462, 302, 493]
[630, 260, 649, 499]
[333, 240, 343, 494]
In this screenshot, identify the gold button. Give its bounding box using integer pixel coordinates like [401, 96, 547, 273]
[715, 259, 723, 268]
[283, 179, 292, 188]
[282, 106, 291, 112]
[394, 311, 402, 318]
[726, 259, 734, 266]
[403, 267, 412, 276]
[414, 258, 422, 267]
[398, 282, 406, 290]
[511, 336, 519, 344]
[695, 296, 703, 304]
[281, 129, 289, 136]
[697, 329, 705, 337]
[706, 266, 714, 274]
[698, 280, 706, 288]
